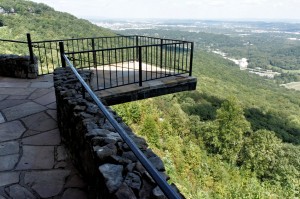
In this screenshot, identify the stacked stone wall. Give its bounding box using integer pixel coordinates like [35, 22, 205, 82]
[53, 67, 184, 199]
[0, 55, 38, 78]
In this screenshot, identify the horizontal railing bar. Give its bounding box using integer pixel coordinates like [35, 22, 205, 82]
[136, 35, 190, 43]
[63, 54, 181, 199]
[32, 35, 189, 45]
[32, 35, 136, 44]
[65, 42, 192, 55]
[0, 35, 189, 46]
[0, 39, 27, 44]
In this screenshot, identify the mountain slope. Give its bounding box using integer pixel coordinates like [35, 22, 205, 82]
[113, 49, 300, 198]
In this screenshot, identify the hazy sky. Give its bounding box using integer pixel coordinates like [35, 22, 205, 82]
[30, 0, 300, 21]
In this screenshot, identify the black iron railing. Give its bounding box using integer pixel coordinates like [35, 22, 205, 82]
[0, 34, 193, 90]
[62, 36, 193, 90]
[60, 52, 182, 199]
[0, 35, 34, 64]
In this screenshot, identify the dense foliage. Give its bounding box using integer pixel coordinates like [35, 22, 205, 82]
[114, 50, 300, 198]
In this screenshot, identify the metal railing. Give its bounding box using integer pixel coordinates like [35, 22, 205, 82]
[0, 34, 193, 90]
[62, 36, 194, 90]
[60, 52, 181, 199]
[0, 35, 34, 63]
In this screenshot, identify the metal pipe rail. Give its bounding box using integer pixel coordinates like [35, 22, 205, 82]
[61, 52, 181, 199]
[64, 42, 191, 55]
[0, 39, 27, 44]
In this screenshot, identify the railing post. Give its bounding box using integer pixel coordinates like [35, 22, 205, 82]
[160, 39, 163, 68]
[59, 41, 66, 68]
[26, 33, 34, 64]
[139, 46, 142, 86]
[189, 42, 194, 76]
[136, 35, 139, 61]
[92, 38, 97, 68]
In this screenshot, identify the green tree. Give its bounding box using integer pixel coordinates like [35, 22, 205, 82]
[201, 97, 251, 164]
[140, 115, 160, 148]
[239, 129, 282, 179]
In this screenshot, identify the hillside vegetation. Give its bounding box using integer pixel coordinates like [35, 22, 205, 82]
[120, 28, 300, 84]
[0, 0, 114, 55]
[114, 50, 300, 198]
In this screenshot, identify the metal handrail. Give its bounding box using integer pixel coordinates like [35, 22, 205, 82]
[0, 39, 27, 44]
[64, 41, 192, 55]
[62, 53, 181, 199]
[32, 35, 136, 44]
[32, 35, 187, 44]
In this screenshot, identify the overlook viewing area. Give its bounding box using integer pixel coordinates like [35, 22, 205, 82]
[0, 35, 196, 199]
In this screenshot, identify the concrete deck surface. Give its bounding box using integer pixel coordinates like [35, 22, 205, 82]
[88, 62, 197, 105]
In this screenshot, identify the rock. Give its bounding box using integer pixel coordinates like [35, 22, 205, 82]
[64, 174, 87, 189]
[135, 162, 146, 175]
[130, 136, 148, 150]
[122, 151, 138, 162]
[56, 146, 68, 161]
[110, 155, 132, 165]
[74, 105, 86, 112]
[152, 186, 167, 199]
[122, 143, 130, 151]
[125, 163, 136, 173]
[139, 178, 155, 199]
[85, 122, 98, 131]
[79, 112, 94, 119]
[98, 164, 123, 193]
[86, 104, 98, 114]
[96, 144, 117, 161]
[86, 129, 112, 137]
[0, 154, 19, 171]
[61, 188, 87, 199]
[5, 184, 36, 199]
[24, 170, 70, 198]
[54, 161, 67, 169]
[21, 129, 61, 146]
[114, 183, 137, 199]
[143, 149, 156, 158]
[0, 141, 19, 156]
[0, 121, 25, 142]
[124, 172, 142, 190]
[92, 136, 117, 146]
[15, 146, 54, 170]
[149, 156, 165, 171]
[0, 172, 19, 187]
[102, 121, 116, 132]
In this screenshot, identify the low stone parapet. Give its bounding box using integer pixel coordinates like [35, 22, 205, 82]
[0, 55, 38, 78]
[53, 67, 184, 199]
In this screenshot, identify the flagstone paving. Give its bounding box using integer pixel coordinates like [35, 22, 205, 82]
[0, 75, 88, 199]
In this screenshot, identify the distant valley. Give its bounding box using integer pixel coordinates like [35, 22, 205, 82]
[91, 19, 300, 87]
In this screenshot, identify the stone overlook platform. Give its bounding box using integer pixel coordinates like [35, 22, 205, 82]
[0, 75, 88, 199]
[0, 70, 196, 198]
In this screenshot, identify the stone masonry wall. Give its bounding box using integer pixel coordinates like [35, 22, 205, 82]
[53, 67, 184, 199]
[0, 55, 38, 78]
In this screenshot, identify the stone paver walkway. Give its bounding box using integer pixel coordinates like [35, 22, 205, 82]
[0, 75, 88, 199]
